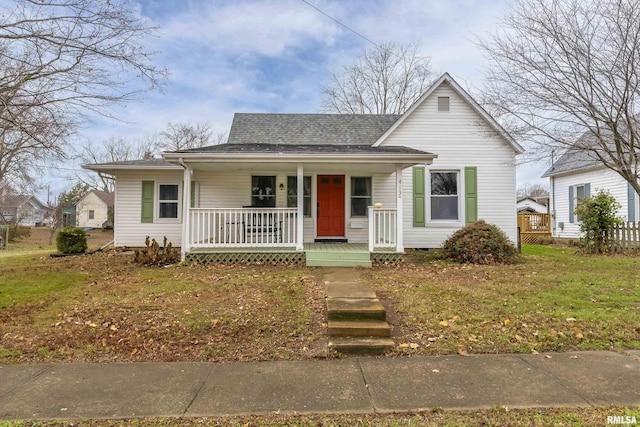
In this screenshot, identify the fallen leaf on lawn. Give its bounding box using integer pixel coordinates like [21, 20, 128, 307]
[399, 343, 410, 348]
[211, 319, 219, 327]
[504, 319, 511, 326]
[575, 332, 584, 339]
[409, 343, 419, 349]
[439, 320, 449, 327]
[110, 325, 118, 331]
[531, 349, 539, 354]
[514, 334, 523, 343]
[458, 348, 468, 356]
[566, 317, 576, 322]
[451, 315, 460, 321]
[431, 369, 440, 373]
[88, 323, 97, 328]
[427, 337, 438, 342]
[131, 348, 138, 356]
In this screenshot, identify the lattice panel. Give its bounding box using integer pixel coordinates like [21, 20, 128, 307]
[371, 253, 404, 265]
[186, 252, 305, 265]
[520, 233, 552, 244]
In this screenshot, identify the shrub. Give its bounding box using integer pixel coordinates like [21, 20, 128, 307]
[56, 227, 88, 254]
[8, 225, 31, 242]
[574, 190, 623, 253]
[442, 220, 517, 264]
[134, 236, 179, 266]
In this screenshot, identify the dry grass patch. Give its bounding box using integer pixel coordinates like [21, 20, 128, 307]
[363, 245, 640, 356]
[2, 406, 639, 426]
[0, 251, 326, 363]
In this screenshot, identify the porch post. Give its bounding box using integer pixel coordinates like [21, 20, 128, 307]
[396, 165, 404, 253]
[181, 164, 192, 261]
[296, 163, 304, 250]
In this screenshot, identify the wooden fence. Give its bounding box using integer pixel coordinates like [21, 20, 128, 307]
[517, 213, 551, 244]
[611, 222, 639, 252]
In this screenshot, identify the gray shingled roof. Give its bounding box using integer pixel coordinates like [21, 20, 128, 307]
[542, 149, 601, 177]
[175, 143, 431, 155]
[226, 113, 401, 145]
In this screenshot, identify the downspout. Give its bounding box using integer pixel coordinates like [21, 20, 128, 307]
[178, 158, 191, 262]
[550, 150, 556, 234]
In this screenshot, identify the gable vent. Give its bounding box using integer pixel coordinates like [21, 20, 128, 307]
[438, 96, 450, 112]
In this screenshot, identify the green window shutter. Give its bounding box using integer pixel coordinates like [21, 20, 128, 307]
[464, 167, 478, 225]
[190, 180, 196, 208]
[413, 166, 425, 227]
[141, 181, 154, 223]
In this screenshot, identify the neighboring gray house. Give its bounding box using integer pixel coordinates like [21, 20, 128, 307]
[84, 73, 523, 266]
[0, 195, 51, 225]
[543, 149, 638, 239]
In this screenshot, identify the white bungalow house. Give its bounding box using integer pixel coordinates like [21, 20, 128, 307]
[84, 73, 523, 266]
[75, 190, 114, 229]
[543, 149, 638, 239]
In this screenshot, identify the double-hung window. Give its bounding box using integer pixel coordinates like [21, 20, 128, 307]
[251, 176, 276, 207]
[158, 184, 180, 219]
[430, 171, 459, 220]
[351, 177, 372, 217]
[287, 176, 312, 216]
[88, 210, 95, 220]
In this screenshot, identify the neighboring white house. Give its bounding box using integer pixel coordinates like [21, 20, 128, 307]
[76, 190, 114, 228]
[517, 196, 548, 213]
[84, 73, 523, 265]
[542, 149, 638, 239]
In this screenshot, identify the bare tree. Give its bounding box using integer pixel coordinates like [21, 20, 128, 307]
[159, 121, 214, 151]
[479, 0, 640, 194]
[0, 0, 167, 192]
[76, 135, 161, 191]
[517, 183, 549, 199]
[322, 41, 433, 114]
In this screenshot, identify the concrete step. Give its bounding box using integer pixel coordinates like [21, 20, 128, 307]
[328, 337, 395, 355]
[327, 320, 391, 337]
[326, 297, 386, 321]
[306, 258, 372, 267]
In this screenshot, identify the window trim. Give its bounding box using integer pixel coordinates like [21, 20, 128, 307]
[88, 210, 95, 220]
[156, 182, 181, 222]
[287, 176, 312, 217]
[573, 183, 588, 222]
[428, 169, 461, 224]
[350, 176, 372, 217]
[438, 96, 450, 112]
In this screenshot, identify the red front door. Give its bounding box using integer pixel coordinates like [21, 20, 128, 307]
[317, 175, 345, 237]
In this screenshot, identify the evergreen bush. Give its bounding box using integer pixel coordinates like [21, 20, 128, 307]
[56, 227, 88, 254]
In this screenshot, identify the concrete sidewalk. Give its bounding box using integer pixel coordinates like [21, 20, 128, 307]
[1, 351, 640, 421]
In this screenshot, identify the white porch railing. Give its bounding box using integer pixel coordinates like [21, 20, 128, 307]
[368, 207, 398, 252]
[189, 208, 298, 248]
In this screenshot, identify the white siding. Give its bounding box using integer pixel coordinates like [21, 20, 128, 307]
[114, 170, 184, 247]
[379, 82, 518, 248]
[550, 167, 630, 239]
[76, 193, 109, 228]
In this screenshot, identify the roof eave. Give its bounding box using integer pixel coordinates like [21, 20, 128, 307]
[542, 164, 605, 178]
[81, 164, 183, 173]
[162, 152, 437, 164]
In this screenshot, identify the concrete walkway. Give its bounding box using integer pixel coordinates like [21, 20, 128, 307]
[1, 350, 640, 420]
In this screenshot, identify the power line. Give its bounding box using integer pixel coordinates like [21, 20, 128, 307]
[299, 0, 381, 49]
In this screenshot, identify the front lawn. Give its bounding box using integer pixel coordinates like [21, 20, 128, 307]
[363, 245, 640, 356]
[1, 243, 639, 364]
[0, 251, 325, 363]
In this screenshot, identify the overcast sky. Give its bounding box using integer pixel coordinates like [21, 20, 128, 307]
[47, 0, 550, 200]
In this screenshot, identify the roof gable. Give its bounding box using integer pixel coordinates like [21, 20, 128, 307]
[372, 73, 524, 154]
[227, 113, 400, 146]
